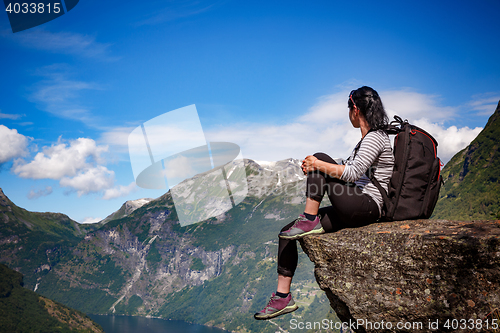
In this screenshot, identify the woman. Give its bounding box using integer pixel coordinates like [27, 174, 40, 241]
[254, 86, 395, 320]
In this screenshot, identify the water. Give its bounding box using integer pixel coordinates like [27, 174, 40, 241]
[88, 314, 229, 333]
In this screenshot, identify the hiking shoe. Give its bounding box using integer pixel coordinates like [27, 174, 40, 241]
[278, 214, 324, 240]
[254, 292, 298, 320]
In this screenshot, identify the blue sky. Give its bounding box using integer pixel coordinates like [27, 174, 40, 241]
[1, 0, 499, 223]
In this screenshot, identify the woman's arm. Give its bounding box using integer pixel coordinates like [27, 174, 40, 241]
[301, 155, 345, 178]
[340, 131, 386, 183]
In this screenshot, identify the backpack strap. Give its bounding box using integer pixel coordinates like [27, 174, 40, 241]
[363, 116, 406, 218]
[366, 166, 390, 217]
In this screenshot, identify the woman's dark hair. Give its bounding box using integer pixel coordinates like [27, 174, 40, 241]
[348, 86, 388, 130]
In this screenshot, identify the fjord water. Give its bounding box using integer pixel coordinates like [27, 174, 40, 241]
[88, 315, 229, 333]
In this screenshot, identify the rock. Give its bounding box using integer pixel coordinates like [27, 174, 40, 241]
[0, 187, 13, 212]
[299, 219, 500, 333]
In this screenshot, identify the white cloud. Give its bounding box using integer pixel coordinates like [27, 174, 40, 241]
[29, 65, 101, 122]
[382, 90, 457, 121]
[136, 1, 217, 26]
[206, 89, 484, 165]
[99, 88, 489, 172]
[164, 155, 197, 179]
[298, 91, 351, 124]
[17, 122, 34, 126]
[12, 137, 116, 196]
[102, 124, 212, 158]
[412, 119, 482, 162]
[102, 182, 137, 200]
[382, 90, 484, 163]
[100, 126, 136, 155]
[12, 29, 116, 60]
[60, 165, 115, 197]
[467, 92, 500, 115]
[27, 186, 53, 199]
[206, 118, 357, 163]
[80, 216, 103, 224]
[0, 125, 30, 163]
[13, 137, 108, 179]
[0, 111, 23, 120]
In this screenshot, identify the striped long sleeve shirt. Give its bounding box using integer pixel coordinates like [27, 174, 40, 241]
[340, 129, 395, 214]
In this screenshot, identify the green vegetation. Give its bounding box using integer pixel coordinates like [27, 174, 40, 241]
[0, 264, 104, 333]
[146, 241, 162, 267]
[433, 102, 500, 220]
[37, 247, 125, 314]
[183, 183, 305, 252]
[0, 161, 343, 332]
[38, 275, 118, 314]
[190, 257, 206, 271]
[32, 180, 338, 332]
[155, 236, 331, 333]
[115, 295, 143, 315]
[0, 188, 98, 289]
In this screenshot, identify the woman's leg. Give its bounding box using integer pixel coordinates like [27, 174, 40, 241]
[277, 152, 340, 272]
[277, 221, 298, 278]
[256, 152, 355, 320]
[275, 153, 340, 290]
[323, 183, 379, 229]
[277, 275, 292, 294]
[303, 197, 320, 215]
[255, 217, 298, 319]
[305, 152, 341, 208]
[275, 170, 379, 285]
[279, 152, 342, 240]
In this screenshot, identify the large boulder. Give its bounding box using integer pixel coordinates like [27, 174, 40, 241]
[300, 219, 500, 332]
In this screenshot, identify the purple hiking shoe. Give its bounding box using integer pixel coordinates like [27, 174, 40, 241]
[278, 214, 324, 240]
[254, 292, 298, 320]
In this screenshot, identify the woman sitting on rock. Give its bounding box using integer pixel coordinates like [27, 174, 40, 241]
[254, 86, 395, 320]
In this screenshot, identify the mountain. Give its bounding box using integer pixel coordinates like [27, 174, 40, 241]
[0, 263, 104, 333]
[99, 198, 153, 225]
[0, 188, 98, 289]
[433, 101, 500, 220]
[32, 158, 337, 332]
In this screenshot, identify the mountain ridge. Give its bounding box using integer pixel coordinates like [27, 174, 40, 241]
[433, 100, 500, 220]
[3, 112, 499, 333]
[29, 158, 336, 333]
[0, 263, 104, 332]
[99, 198, 154, 225]
[0, 187, 99, 289]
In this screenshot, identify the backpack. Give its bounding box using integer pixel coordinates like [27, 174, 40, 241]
[369, 116, 443, 221]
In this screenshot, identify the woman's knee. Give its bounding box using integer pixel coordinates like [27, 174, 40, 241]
[313, 152, 336, 164]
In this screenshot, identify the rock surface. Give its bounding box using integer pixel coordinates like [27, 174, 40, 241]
[300, 219, 500, 332]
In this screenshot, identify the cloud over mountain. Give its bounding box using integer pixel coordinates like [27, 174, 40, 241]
[12, 137, 118, 197]
[206, 89, 486, 164]
[0, 125, 30, 164]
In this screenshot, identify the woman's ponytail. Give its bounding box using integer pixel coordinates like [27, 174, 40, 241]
[348, 86, 388, 130]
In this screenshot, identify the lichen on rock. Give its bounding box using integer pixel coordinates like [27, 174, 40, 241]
[299, 219, 500, 332]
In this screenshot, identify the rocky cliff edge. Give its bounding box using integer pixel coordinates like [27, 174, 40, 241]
[299, 219, 500, 332]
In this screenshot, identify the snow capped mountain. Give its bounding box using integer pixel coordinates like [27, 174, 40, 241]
[101, 158, 307, 226]
[100, 198, 154, 224]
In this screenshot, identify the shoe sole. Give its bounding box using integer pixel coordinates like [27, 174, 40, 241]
[254, 304, 299, 320]
[278, 227, 325, 240]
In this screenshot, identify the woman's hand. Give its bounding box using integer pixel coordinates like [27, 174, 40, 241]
[301, 155, 319, 174]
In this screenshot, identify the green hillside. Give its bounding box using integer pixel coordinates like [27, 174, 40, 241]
[37, 182, 337, 332]
[433, 101, 500, 220]
[0, 188, 98, 289]
[0, 263, 104, 333]
[32, 161, 339, 333]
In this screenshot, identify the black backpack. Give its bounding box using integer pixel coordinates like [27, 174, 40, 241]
[369, 116, 443, 221]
